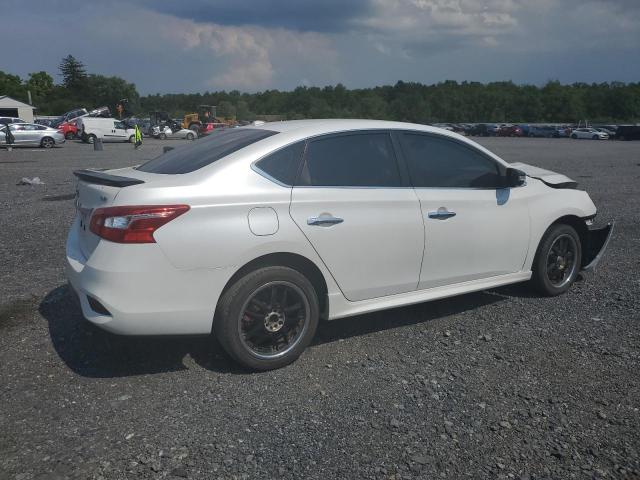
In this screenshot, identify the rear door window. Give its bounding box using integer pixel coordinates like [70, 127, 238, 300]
[298, 132, 401, 187]
[137, 128, 278, 174]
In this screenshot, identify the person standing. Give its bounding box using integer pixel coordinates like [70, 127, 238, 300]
[134, 124, 143, 149]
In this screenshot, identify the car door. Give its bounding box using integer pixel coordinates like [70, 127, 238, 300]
[9, 125, 29, 144]
[21, 124, 43, 145]
[397, 131, 530, 290]
[105, 121, 127, 141]
[289, 131, 424, 302]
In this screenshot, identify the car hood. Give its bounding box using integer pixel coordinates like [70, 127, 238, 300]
[510, 162, 577, 188]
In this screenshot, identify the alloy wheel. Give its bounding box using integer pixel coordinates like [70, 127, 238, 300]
[238, 281, 310, 360]
[546, 234, 578, 288]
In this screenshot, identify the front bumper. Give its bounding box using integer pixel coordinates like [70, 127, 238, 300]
[65, 218, 234, 335]
[581, 221, 614, 272]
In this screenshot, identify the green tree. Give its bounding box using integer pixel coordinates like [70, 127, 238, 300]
[58, 55, 87, 90]
[83, 74, 140, 113]
[0, 71, 26, 101]
[26, 71, 54, 102]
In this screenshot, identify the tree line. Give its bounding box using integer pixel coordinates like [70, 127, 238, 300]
[1, 55, 639, 123]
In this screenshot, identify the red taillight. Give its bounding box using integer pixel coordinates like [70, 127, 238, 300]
[89, 205, 190, 243]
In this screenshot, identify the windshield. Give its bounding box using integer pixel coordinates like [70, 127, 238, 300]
[137, 128, 278, 174]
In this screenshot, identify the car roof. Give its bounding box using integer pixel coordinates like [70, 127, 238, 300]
[249, 119, 464, 138]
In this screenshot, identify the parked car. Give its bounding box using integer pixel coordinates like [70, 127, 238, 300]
[57, 120, 79, 140]
[0, 123, 65, 148]
[0, 116, 26, 126]
[432, 123, 455, 132]
[58, 108, 88, 125]
[497, 125, 523, 137]
[67, 120, 613, 370]
[468, 123, 491, 136]
[77, 117, 136, 143]
[198, 122, 227, 136]
[595, 127, 616, 139]
[529, 126, 557, 138]
[152, 125, 197, 140]
[551, 126, 570, 138]
[614, 125, 640, 141]
[487, 124, 501, 135]
[570, 128, 608, 140]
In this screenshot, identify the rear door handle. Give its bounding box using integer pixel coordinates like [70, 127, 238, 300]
[428, 208, 456, 220]
[307, 216, 344, 226]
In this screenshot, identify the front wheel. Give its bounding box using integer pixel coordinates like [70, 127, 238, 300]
[214, 266, 319, 371]
[87, 134, 96, 144]
[186, 132, 195, 140]
[531, 224, 582, 296]
[592, 135, 599, 140]
[159, 132, 167, 140]
[571, 134, 578, 139]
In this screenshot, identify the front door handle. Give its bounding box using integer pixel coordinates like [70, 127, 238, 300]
[307, 215, 344, 226]
[428, 208, 456, 220]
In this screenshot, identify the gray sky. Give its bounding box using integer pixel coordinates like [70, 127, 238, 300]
[3, 0, 639, 94]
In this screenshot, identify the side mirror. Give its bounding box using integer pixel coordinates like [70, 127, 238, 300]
[505, 168, 527, 187]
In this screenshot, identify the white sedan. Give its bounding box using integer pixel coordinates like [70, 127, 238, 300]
[66, 120, 613, 370]
[571, 128, 609, 140]
[152, 125, 197, 141]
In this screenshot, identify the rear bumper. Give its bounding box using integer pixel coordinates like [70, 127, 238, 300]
[65, 219, 234, 335]
[581, 221, 614, 272]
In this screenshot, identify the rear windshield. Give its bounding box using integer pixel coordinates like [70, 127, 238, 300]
[137, 128, 278, 174]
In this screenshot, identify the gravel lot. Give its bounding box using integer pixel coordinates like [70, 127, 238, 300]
[1, 137, 639, 480]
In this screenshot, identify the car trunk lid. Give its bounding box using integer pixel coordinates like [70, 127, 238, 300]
[73, 169, 146, 258]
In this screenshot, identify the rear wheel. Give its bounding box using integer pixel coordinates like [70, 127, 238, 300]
[159, 132, 167, 140]
[87, 134, 96, 144]
[65, 132, 74, 140]
[128, 135, 135, 143]
[531, 224, 582, 296]
[186, 132, 195, 140]
[40, 137, 55, 149]
[214, 266, 319, 371]
[571, 134, 578, 139]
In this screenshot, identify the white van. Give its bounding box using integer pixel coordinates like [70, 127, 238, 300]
[77, 117, 135, 143]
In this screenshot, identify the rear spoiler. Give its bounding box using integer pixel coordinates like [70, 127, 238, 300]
[73, 169, 145, 187]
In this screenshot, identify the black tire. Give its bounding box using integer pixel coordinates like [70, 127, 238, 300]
[531, 224, 582, 296]
[214, 266, 319, 371]
[40, 137, 55, 149]
[571, 134, 578, 139]
[592, 135, 599, 140]
[159, 132, 167, 140]
[87, 134, 96, 144]
[128, 135, 135, 143]
[186, 132, 195, 141]
[65, 132, 74, 140]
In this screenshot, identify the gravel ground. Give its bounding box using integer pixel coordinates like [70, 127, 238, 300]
[1, 137, 639, 480]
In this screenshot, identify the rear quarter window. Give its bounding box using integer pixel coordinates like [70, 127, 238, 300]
[137, 128, 277, 174]
[254, 141, 306, 186]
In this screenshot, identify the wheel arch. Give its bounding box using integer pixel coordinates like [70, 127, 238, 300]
[537, 214, 589, 266]
[217, 252, 329, 321]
